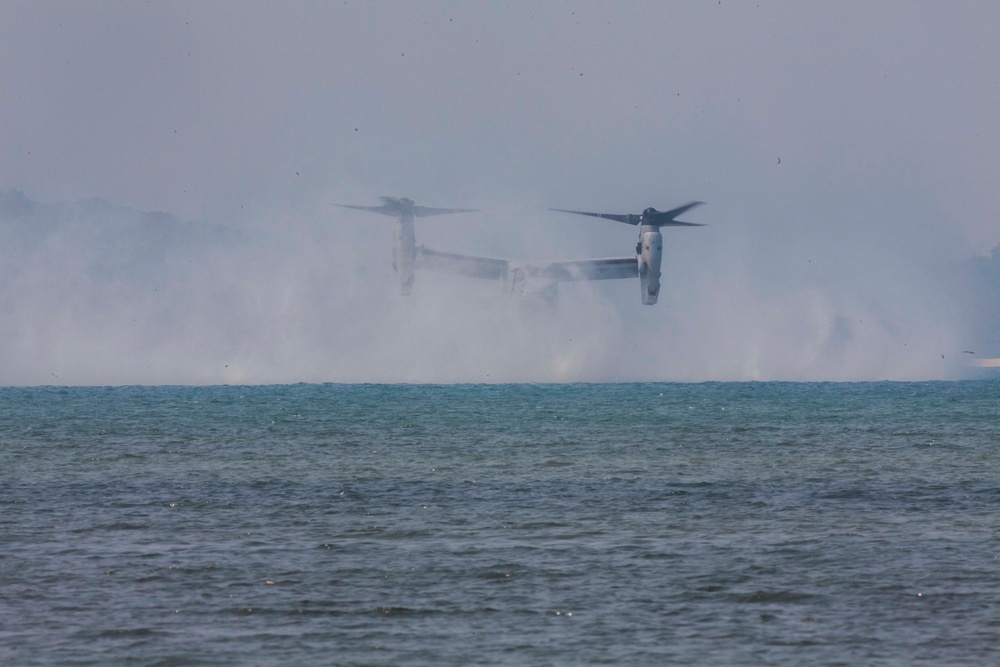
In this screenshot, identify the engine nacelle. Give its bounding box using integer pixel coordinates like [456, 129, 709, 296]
[638, 226, 662, 305]
[393, 213, 417, 295]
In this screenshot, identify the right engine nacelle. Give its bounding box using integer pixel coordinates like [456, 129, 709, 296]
[638, 227, 662, 305]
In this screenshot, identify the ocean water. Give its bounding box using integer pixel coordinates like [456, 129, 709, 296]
[1, 381, 998, 666]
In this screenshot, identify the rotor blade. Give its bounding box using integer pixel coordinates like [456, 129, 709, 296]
[549, 209, 639, 225]
[648, 201, 705, 225]
[651, 219, 705, 227]
[337, 204, 398, 216]
[413, 206, 478, 217]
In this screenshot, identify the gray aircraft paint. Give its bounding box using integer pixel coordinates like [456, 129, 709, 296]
[638, 225, 663, 305]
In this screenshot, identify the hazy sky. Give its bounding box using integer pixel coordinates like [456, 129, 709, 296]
[3, 0, 998, 247]
[1, 1, 998, 384]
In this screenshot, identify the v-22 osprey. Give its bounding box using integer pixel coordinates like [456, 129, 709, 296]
[338, 197, 704, 305]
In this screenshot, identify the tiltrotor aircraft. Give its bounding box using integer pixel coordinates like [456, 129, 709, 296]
[338, 197, 704, 305]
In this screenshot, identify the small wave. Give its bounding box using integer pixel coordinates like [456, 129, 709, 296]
[372, 606, 440, 617]
[94, 627, 160, 638]
[729, 590, 821, 604]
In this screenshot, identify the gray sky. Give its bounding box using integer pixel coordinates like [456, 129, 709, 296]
[2, 0, 997, 249]
[1, 1, 998, 383]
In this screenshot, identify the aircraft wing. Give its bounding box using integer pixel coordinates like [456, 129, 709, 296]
[415, 246, 510, 280]
[517, 257, 638, 281]
[417, 248, 636, 283]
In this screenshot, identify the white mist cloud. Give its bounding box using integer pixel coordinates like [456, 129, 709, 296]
[1, 2, 996, 384]
[0, 187, 979, 385]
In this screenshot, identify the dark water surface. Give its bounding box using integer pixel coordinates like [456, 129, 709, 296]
[1, 382, 998, 665]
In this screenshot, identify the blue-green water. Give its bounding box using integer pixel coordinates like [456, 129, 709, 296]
[2, 382, 998, 665]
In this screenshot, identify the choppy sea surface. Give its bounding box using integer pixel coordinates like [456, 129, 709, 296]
[1, 381, 998, 666]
